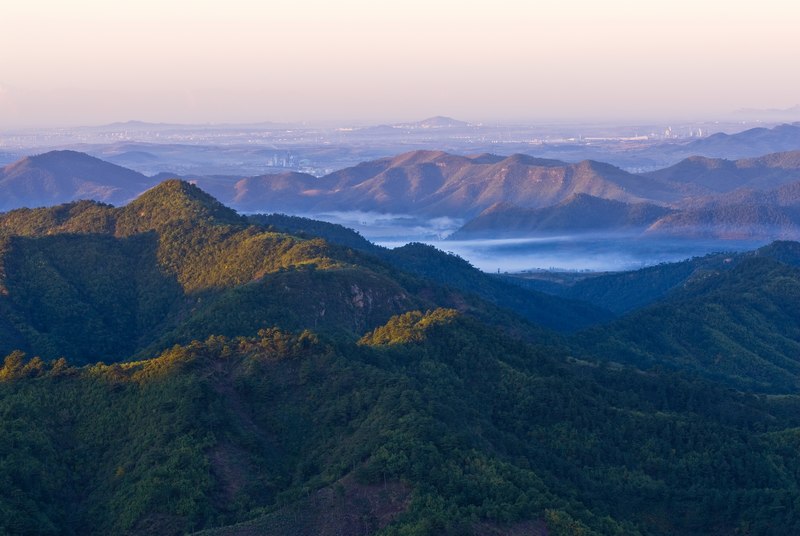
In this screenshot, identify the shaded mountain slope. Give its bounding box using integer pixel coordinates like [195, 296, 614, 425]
[503, 252, 739, 315]
[646, 203, 800, 239]
[691, 178, 800, 209]
[450, 194, 674, 239]
[381, 242, 611, 331]
[574, 253, 800, 391]
[645, 150, 800, 194]
[506, 241, 800, 316]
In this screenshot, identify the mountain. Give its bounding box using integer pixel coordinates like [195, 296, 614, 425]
[0, 180, 609, 364]
[450, 194, 674, 239]
[677, 123, 800, 159]
[689, 180, 800, 210]
[404, 116, 471, 128]
[3, 310, 800, 535]
[505, 241, 800, 316]
[7, 148, 800, 243]
[646, 203, 800, 239]
[0, 180, 410, 362]
[644, 150, 800, 194]
[3, 185, 800, 534]
[231, 151, 680, 217]
[574, 244, 800, 391]
[210, 172, 321, 212]
[0, 150, 154, 210]
[503, 251, 742, 314]
[248, 213, 611, 332]
[446, 158, 800, 241]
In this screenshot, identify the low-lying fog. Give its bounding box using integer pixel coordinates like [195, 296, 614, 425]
[304, 211, 768, 273]
[398, 236, 766, 273]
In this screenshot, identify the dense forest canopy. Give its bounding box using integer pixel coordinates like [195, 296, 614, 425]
[1, 180, 800, 535]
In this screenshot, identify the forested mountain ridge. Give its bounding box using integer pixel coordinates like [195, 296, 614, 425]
[249, 213, 612, 331]
[0, 180, 605, 364]
[644, 150, 800, 194]
[0, 180, 412, 362]
[3, 181, 800, 535]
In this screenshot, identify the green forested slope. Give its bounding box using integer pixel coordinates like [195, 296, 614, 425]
[574, 255, 800, 391]
[3, 181, 800, 535]
[2, 313, 799, 535]
[0, 181, 417, 362]
[0, 181, 601, 363]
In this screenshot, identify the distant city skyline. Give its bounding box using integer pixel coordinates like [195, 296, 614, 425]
[1, 0, 798, 128]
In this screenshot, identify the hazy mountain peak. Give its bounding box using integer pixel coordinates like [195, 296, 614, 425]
[0, 150, 152, 211]
[4, 149, 137, 175]
[414, 116, 469, 128]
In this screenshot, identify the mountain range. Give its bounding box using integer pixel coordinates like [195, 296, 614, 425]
[0, 179, 609, 366]
[677, 122, 800, 159]
[644, 150, 800, 194]
[451, 150, 800, 239]
[219, 151, 680, 217]
[6, 145, 800, 241]
[2, 181, 800, 534]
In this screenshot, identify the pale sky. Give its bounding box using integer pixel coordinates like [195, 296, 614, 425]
[0, 0, 798, 127]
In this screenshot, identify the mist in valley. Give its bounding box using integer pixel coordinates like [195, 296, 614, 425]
[301, 210, 767, 273]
